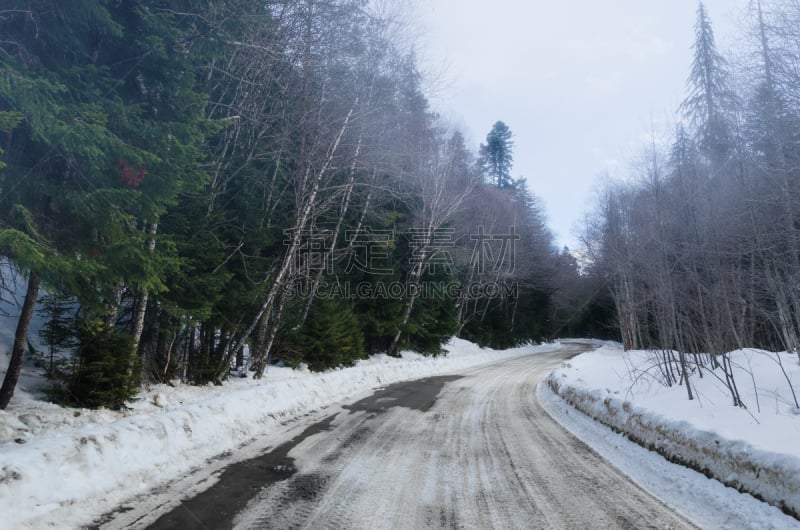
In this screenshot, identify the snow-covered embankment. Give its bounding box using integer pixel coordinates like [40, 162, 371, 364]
[546, 345, 800, 518]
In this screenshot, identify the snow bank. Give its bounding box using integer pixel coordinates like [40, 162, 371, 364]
[547, 345, 800, 518]
[0, 338, 545, 529]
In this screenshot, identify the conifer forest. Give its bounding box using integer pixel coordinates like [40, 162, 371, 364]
[0, 1, 612, 409]
[2, 0, 800, 413]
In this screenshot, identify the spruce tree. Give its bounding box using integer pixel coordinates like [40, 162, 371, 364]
[37, 292, 77, 378]
[479, 121, 514, 188]
[283, 298, 366, 372]
[680, 2, 736, 162]
[0, 1, 222, 405]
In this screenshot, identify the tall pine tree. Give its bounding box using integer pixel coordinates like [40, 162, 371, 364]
[479, 121, 514, 188]
[680, 2, 736, 162]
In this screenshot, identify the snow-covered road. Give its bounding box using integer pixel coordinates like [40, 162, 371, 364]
[138, 344, 694, 529]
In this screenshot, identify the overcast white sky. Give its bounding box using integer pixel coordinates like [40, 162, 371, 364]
[416, 0, 751, 248]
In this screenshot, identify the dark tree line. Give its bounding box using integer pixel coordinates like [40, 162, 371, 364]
[0, 1, 609, 409]
[585, 1, 800, 405]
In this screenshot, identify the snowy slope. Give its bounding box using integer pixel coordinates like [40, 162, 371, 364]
[547, 344, 800, 519]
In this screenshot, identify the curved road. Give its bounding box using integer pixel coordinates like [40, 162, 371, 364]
[143, 344, 695, 529]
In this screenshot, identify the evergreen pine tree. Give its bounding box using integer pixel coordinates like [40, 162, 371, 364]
[478, 121, 514, 188]
[283, 298, 366, 372]
[0, 1, 221, 404]
[37, 292, 77, 378]
[680, 2, 736, 161]
[69, 324, 138, 410]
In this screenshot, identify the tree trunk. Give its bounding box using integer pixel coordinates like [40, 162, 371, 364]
[230, 101, 357, 366]
[253, 292, 287, 378]
[103, 280, 125, 329]
[387, 251, 426, 357]
[299, 131, 364, 327]
[0, 271, 40, 409]
[132, 222, 158, 353]
[388, 295, 416, 357]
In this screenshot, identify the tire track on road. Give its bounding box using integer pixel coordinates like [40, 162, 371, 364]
[143, 347, 696, 529]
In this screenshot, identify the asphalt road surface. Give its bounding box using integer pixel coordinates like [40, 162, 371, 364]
[139, 343, 695, 529]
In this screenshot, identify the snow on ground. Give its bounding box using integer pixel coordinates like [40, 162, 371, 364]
[538, 382, 800, 530]
[546, 344, 800, 520]
[0, 337, 549, 529]
[4, 307, 800, 530]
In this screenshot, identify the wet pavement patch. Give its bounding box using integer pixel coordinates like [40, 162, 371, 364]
[119, 375, 463, 529]
[285, 472, 330, 502]
[344, 375, 463, 415]
[143, 414, 338, 530]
